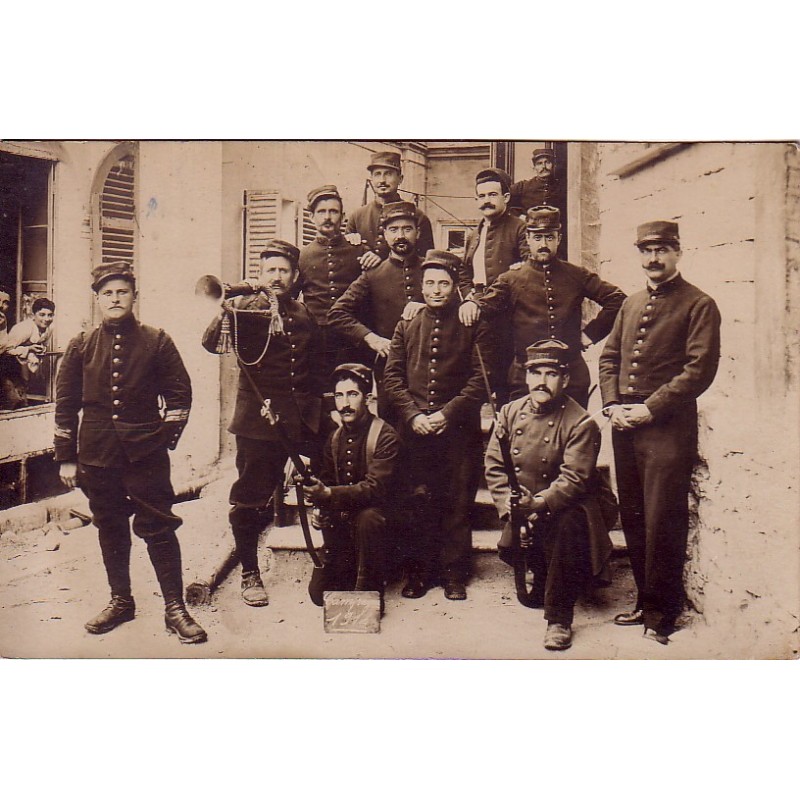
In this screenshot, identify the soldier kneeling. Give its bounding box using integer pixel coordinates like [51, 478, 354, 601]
[485, 340, 616, 651]
[304, 364, 400, 612]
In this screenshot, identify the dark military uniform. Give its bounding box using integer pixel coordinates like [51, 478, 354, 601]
[327, 252, 424, 426]
[476, 257, 626, 407]
[485, 393, 615, 627]
[460, 209, 529, 405]
[55, 277, 205, 643]
[599, 267, 721, 636]
[383, 296, 488, 585]
[509, 176, 567, 220]
[308, 411, 400, 604]
[346, 193, 435, 262]
[202, 291, 323, 577]
[297, 232, 371, 385]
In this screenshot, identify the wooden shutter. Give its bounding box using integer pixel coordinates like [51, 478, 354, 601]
[100, 154, 136, 265]
[243, 190, 280, 280]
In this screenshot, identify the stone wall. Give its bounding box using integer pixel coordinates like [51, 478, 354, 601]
[593, 142, 799, 657]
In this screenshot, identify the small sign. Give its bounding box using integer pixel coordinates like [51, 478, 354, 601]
[323, 591, 381, 634]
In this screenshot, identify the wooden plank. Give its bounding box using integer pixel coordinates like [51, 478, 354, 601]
[323, 591, 381, 633]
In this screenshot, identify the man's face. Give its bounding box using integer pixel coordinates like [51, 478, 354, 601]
[33, 307, 54, 332]
[384, 217, 418, 256]
[334, 377, 369, 427]
[0, 296, 9, 328]
[532, 156, 554, 179]
[422, 267, 455, 309]
[369, 167, 401, 199]
[527, 230, 562, 264]
[312, 198, 343, 238]
[259, 255, 297, 296]
[639, 243, 681, 285]
[475, 180, 509, 220]
[96, 279, 136, 323]
[526, 364, 568, 405]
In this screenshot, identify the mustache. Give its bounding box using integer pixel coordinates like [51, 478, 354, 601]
[532, 386, 552, 395]
[537, 248, 551, 254]
[339, 408, 355, 415]
[481, 203, 495, 210]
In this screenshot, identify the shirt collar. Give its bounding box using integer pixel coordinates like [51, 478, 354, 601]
[647, 271, 682, 293]
[315, 232, 343, 246]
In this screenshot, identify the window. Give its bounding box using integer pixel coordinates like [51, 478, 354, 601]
[440, 224, 473, 258]
[98, 153, 136, 266]
[0, 150, 56, 409]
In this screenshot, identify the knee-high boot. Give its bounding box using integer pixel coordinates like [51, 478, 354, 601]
[84, 524, 135, 635]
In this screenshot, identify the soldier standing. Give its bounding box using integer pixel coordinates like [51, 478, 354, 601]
[485, 340, 615, 651]
[599, 221, 721, 644]
[463, 206, 626, 407]
[459, 167, 529, 406]
[55, 263, 207, 644]
[303, 363, 401, 610]
[383, 250, 488, 601]
[509, 148, 567, 222]
[202, 239, 323, 607]
[345, 151, 435, 268]
[328, 201, 426, 428]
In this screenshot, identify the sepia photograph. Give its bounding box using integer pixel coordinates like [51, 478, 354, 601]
[0, 139, 796, 661]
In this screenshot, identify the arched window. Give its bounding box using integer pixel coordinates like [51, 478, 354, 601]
[92, 143, 137, 272]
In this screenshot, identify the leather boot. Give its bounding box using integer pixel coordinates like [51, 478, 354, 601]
[147, 532, 207, 644]
[85, 595, 136, 634]
[97, 524, 133, 600]
[241, 570, 269, 607]
[164, 599, 207, 644]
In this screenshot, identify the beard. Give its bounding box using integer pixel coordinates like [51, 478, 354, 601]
[390, 239, 413, 256]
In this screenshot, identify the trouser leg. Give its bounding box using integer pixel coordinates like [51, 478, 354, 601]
[352, 507, 387, 592]
[542, 506, 591, 626]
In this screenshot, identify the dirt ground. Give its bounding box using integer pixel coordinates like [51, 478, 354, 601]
[0, 480, 737, 661]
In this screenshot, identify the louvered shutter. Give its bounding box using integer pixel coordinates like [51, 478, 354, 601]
[100, 154, 136, 265]
[243, 190, 280, 280]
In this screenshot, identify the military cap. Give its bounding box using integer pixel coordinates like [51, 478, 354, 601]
[421, 249, 461, 281]
[307, 184, 342, 211]
[91, 261, 136, 292]
[332, 362, 373, 394]
[380, 201, 418, 226]
[259, 239, 300, 266]
[524, 339, 571, 371]
[525, 205, 562, 231]
[532, 148, 555, 162]
[368, 151, 402, 172]
[475, 167, 512, 194]
[635, 220, 680, 247]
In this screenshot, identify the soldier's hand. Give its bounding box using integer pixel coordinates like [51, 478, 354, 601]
[303, 477, 331, 504]
[621, 403, 653, 428]
[59, 462, 78, 489]
[608, 404, 634, 431]
[459, 300, 480, 326]
[410, 414, 436, 436]
[358, 251, 382, 269]
[517, 486, 536, 511]
[428, 411, 447, 434]
[345, 232, 363, 246]
[401, 301, 425, 321]
[364, 332, 391, 357]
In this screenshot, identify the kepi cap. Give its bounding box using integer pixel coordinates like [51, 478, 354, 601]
[635, 220, 680, 247]
[91, 262, 136, 292]
[380, 201, 418, 227]
[332, 362, 373, 393]
[368, 151, 401, 172]
[259, 238, 300, 266]
[307, 184, 342, 211]
[475, 167, 512, 194]
[525, 205, 561, 231]
[532, 148, 555, 162]
[524, 339, 571, 370]
[421, 249, 461, 281]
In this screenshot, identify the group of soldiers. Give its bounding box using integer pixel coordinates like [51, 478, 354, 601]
[53, 148, 722, 652]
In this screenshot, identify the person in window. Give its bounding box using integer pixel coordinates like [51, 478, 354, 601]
[0, 297, 56, 409]
[55, 263, 207, 644]
[344, 151, 435, 268]
[509, 149, 568, 247]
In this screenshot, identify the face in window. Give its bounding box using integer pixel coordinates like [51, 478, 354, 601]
[334, 377, 369, 427]
[384, 217, 418, 257]
[638, 243, 681, 285]
[532, 156, 554, 179]
[33, 307, 54, 332]
[422, 267, 455, 309]
[259, 256, 297, 297]
[369, 167, 401, 199]
[312, 198, 343, 238]
[96, 279, 136, 323]
[475, 180, 510, 220]
[0, 293, 10, 328]
[526, 230, 562, 263]
[526, 364, 569, 406]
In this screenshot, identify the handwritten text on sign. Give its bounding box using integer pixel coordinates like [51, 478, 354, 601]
[323, 591, 381, 634]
